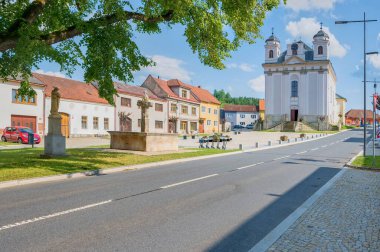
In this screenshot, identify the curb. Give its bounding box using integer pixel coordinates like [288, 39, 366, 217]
[0, 130, 346, 190]
[344, 146, 380, 172]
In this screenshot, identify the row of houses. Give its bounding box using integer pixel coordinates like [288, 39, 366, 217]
[0, 73, 228, 137]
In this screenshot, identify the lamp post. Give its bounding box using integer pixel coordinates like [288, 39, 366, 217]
[335, 13, 377, 156]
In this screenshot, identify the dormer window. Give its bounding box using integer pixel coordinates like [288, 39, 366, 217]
[318, 46, 323, 55]
[291, 43, 298, 56]
[181, 90, 187, 98]
[269, 50, 274, 58]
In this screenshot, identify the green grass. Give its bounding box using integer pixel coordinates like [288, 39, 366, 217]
[0, 148, 238, 182]
[341, 125, 357, 130]
[351, 156, 380, 169]
[0, 141, 18, 146]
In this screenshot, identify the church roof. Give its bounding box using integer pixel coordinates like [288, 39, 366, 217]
[265, 34, 280, 43]
[313, 29, 329, 39]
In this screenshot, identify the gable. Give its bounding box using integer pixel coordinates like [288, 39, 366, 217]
[284, 56, 306, 64]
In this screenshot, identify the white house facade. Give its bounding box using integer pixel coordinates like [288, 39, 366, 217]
[0, 77, 45, 135]
[115, 83, 168, 133]
[263, 27, 338, 130]
[34, 73, 114, 137]
[223, 105, 260, 127]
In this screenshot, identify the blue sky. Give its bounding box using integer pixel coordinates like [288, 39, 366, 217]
[36, 0, 380, 111]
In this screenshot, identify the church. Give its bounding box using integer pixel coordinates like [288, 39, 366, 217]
[263, 25, 340, 130]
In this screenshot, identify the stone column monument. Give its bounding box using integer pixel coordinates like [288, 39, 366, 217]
[43, 87, 66, 156]
[137, 90, 152, 133]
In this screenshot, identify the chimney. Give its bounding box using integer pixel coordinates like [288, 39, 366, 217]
[158, 76, 160, 79]
[198, 85, 201, 88]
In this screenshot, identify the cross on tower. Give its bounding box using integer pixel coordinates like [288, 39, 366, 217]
[271, 27, 274, 35]
[320, 22, 323, 30]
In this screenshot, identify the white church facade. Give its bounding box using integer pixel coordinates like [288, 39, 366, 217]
[263, 26, 339, 130]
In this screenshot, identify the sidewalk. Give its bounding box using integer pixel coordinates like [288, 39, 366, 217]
[267, 168, 380, 252]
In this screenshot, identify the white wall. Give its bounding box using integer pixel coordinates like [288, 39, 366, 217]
[0, 81, 44, 134]
[115, 93, 168, 133]
[45, 97, 115, 137]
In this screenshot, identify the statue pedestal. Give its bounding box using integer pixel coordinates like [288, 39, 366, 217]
[43, 116, 66, 157]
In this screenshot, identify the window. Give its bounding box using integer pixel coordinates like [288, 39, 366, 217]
[292, 49, 297, 55]
[93, 117, 99, 129]
[318, 46, 323, 55]
[202, 106, 206, 112]
[104, 118, 109, 130]
[269, 50, 274, 58]
[191, 107, 197, 116]
[240, 114, 245, 118]
[251, 114, 257, 119]
[190, 122, 197, 131]
[155, 120, 163, 129]
[138, 119, 141, 127]
[170, 103, 177, 112]
[208, 108, 211, 114]
[240, 122, 246, 126]
[81, 116, 87, 129]
[181, 90, 187, 98]
[121, 97, 131, 107]
[181, 105, 188, 115]
[291, 80, 298, 97]
[180, 121, 187, 130]
[214, 109, 218, 115]
[155, 103, 163, 112]
[12, 89, 36, 105]
[214, 121, 218, 126]
[207, 120, 211, 125]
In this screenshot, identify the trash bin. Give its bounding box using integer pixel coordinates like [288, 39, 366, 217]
[28, 133, 34, 147]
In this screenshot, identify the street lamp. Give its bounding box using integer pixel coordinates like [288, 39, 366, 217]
[335, 12, 378, 156]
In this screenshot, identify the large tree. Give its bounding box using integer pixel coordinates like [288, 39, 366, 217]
[0, 0, 283, 104]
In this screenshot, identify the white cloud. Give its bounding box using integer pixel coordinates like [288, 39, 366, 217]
[285, 0, 341, 12]
[226, 63, 255, 72]
[249, 75, 265, 93]
[35, 69, 65, 78]
[368, 54, 380, 69]
[286, 17, 347, 58]
[377, 33, 380, 41]
[145, 55, 192, 82]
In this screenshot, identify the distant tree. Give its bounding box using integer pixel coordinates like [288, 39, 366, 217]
[0, 0, 283, 104]
[214, 89, 259, 106]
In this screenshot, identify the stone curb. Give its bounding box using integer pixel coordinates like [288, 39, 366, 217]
[345, 150, 380, 172]
[0, 130, 345, 190]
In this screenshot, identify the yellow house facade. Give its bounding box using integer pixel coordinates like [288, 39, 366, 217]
[336, 94, 347, 125]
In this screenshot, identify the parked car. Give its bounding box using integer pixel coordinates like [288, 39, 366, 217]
[246, 124, 254, 130]
[232, 125, 245, 131]
[1, 126, 41, 144]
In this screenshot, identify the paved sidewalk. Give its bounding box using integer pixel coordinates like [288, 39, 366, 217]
[268, 169, 380, 252]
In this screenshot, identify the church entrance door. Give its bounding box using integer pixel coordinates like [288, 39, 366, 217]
[291, 109, 298, 121]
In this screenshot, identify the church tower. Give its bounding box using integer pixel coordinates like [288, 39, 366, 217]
[265, 29, 281, 63]
[313, 23, 330, 60]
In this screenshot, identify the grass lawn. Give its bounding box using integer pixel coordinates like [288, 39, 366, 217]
[0, 147, 238, 182]
[0, 142, 18, 146]
[351, 156, 380, 170]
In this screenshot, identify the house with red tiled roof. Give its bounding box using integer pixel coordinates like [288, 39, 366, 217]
[142, 75, 200, 134]
[33, 73, 114, 137]
[114, 82, 168, 133]
[222, 104, 260, 130]
[345, 109, 380, 126]
[0, 76, 45, 135]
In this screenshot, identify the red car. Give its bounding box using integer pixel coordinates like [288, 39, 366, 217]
[1, 126, 41, 144]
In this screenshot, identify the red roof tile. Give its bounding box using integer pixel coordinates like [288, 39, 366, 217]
[33, 73, 109, 104]
[115, 82, 165, 102]
[345, 109, 380, 120]
[223, 104, 259, 112]
[150, 76, 200, 104]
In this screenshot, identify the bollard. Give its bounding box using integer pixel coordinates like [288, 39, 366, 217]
[268, 141, 272, 146]
[256, 142, 259, 148]
[279, 140, 282, 145]
[239, 144, 243, 150]
[295, 138, 298, 142]
[312, 135, 314, 139]
[288, 139, 291, 143]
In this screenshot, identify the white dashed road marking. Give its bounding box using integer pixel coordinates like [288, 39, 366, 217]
[311, 148, 319, 151]
[296, 151, 307, 155]
[237, 162, 265, 170]
[273, 156, 290, 161]
[0, 200, 112, 232]
[321, 145, 328, 148]
[160, 174, 219, 189]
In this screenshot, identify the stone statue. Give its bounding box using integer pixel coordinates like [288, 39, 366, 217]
[50, 87, 61, 117]
[137, 91, 152, 133]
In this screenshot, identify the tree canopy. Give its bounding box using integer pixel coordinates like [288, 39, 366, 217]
[214, 89, 259, 106]
[0, 0, 283, 104]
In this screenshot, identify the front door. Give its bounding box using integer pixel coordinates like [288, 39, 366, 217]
[291, 109, 298, 121]
[199, 121, 204, 133]
[11, 115, 37, 132]
[60, 113, 70, 137]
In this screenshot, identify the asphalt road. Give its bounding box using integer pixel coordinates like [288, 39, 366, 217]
[0, 129, 364, 252]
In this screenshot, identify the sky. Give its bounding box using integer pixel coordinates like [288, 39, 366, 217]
[36, 0, 380, 111]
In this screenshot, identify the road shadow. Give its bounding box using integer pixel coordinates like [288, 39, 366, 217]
[343, 137, 363, 143]
[206, 167, 340, 252]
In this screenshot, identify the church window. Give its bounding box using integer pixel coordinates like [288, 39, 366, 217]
[291, 81, 298, 97]
[291, 43, 298, 56]
[269, 50, 274, 58]
[318, 46, 323, 55]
